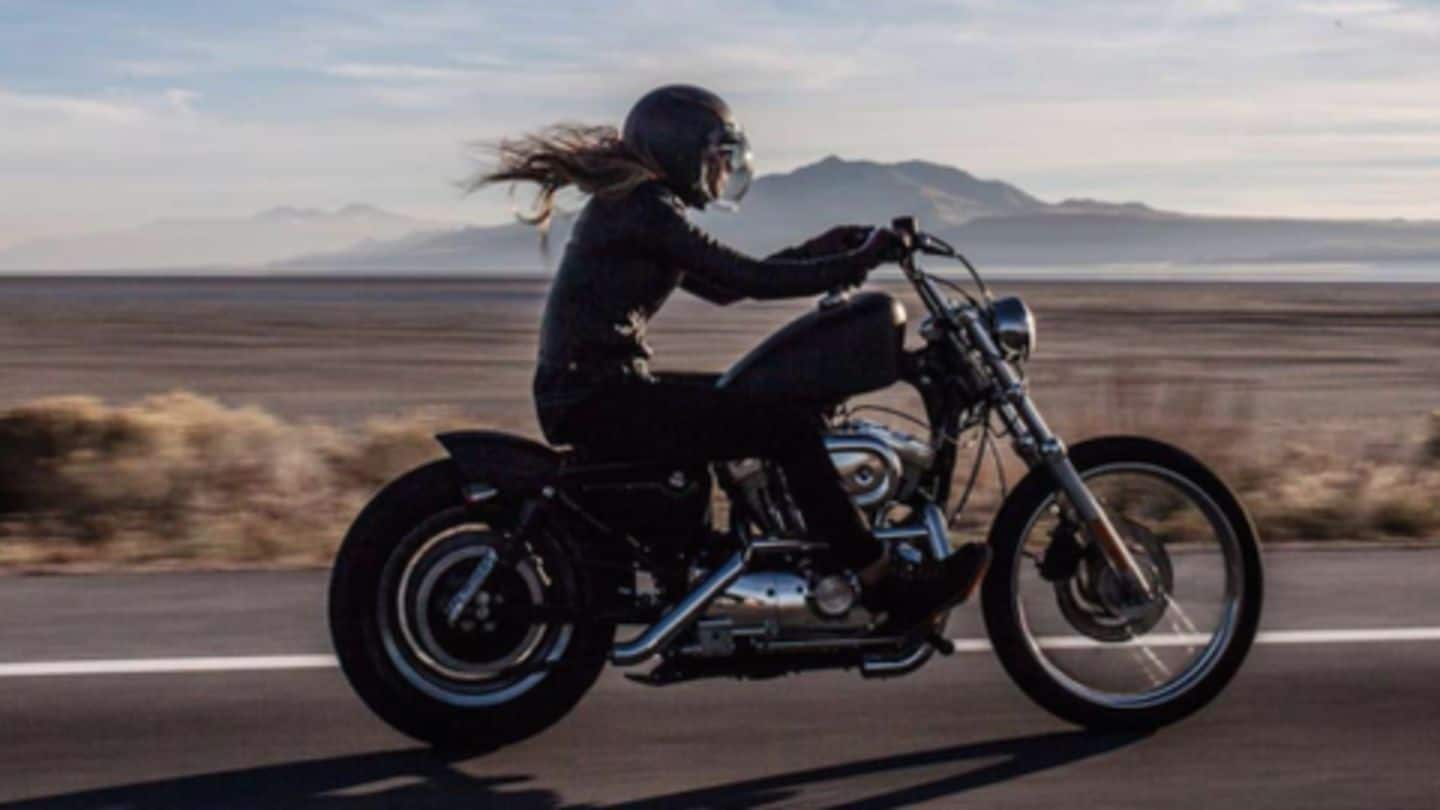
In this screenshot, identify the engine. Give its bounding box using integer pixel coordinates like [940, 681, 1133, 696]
[691, 420, 941, 658]
[723, 418, 935, 531]
[825, 420, 936, 512]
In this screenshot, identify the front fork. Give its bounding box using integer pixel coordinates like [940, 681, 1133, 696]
[954, 310, 1157, 599]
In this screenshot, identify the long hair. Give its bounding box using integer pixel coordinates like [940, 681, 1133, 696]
[463, 123, 660, 230]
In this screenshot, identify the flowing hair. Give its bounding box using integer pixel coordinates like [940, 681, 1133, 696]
[462, 123, 660, 231]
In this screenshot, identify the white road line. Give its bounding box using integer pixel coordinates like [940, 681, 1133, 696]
[1257, 628, 1440, 644]
[4, 627, 1440, 678]
[0, 655, 336, 678]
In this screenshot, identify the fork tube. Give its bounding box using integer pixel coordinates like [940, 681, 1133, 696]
[955, 309, 1156, 597]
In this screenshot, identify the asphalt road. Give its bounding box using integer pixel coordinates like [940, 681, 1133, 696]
[2, 548, 1439, 808]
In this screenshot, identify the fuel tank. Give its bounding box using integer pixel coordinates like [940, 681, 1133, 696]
[717, 291, 907, 404]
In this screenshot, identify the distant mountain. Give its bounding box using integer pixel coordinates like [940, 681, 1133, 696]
[20, 158, 1440, 273]
[0, 205, 456, 272]
[276, 213, 579, 274]
[273, 156, 1440, 273]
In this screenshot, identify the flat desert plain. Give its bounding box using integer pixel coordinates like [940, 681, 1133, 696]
[0, 276, 1434, 446]
[1, 276, 1437, 566]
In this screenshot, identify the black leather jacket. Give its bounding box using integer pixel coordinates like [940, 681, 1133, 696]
[534, 181, 880, 407]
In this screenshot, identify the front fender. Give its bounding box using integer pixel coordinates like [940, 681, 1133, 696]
[434, 430, 560, 496]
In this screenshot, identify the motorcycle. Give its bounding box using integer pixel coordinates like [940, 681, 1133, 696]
[329, 216, 1263, 749]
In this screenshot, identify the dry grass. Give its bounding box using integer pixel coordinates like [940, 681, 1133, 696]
[942, 370, 1440, 545]
[0, 392, 465, 570]
[0, 387, 1436, 572]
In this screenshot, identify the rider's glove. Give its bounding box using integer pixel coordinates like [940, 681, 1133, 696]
[797, 225, 875, 257]
[854, 227, 906, 267]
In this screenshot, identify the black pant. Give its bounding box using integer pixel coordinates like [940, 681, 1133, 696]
[537, 372, 883, 569]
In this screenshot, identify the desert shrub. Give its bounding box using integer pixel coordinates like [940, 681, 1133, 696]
[0, 386, 1437, 570]
[1423, 410, 1440, 465]
[0, 392, 466, 568]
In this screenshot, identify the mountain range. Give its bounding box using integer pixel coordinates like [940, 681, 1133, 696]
[276, 157, 1440, 272]
[0, 205, 455, 272]
[7, 157, 1440, 273]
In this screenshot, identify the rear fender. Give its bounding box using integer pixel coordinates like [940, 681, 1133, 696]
[434, 430, 560, 499]
[433, 431, 636, 620]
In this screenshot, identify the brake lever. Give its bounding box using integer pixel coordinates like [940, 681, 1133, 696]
[916, 233, 957, 257]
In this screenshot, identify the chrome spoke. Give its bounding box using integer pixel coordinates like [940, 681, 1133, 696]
[380, 522, 569, 708]
[1013, 462, 1241, 710]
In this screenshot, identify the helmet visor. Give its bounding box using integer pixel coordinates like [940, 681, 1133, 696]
[705, 127, 753, 210]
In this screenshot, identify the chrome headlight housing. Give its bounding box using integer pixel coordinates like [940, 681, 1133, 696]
[990, 296, 1036, 362]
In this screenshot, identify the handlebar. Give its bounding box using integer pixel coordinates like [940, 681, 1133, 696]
[824, 215, 988, 306]
[892, 215, 993, 306]
[892, 216, 959, 259]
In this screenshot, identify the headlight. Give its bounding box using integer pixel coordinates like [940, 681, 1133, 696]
[990, 296, 1036, 362]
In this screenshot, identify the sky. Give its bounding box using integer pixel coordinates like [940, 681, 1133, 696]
[2, 0, 1440, 248]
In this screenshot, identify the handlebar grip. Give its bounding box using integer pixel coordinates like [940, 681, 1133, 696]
[891, 216, 918, 238]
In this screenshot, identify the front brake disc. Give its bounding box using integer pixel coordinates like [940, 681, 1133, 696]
[1053, 516, 1174, 642]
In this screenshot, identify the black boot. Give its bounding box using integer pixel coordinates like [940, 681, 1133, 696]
[865, 543, 992, 634]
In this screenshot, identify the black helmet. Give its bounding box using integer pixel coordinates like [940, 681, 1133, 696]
[622, 84, 753, 210]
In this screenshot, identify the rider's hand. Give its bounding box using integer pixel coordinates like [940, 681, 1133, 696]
[831, 228, 902, 287]
[854, 227, 906, 266]
[802, 225, 875, 257]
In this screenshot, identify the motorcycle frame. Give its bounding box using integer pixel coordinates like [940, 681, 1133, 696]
[449, 230, 1157, 672]
[617, 255, 1155, 669]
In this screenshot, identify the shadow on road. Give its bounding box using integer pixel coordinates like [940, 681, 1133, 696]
[2, 730, 1145, 809]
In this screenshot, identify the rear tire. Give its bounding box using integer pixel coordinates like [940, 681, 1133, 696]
[329, 460, 614, 751]
[982, 436, 1263, 731]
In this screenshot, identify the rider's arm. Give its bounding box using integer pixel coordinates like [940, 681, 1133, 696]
[763, 243, 812, 262]
[764, 226, 874, 262]
[679, 272, 745, 305]
[649, 197, 879, 303]
[678, 240, 831, 304]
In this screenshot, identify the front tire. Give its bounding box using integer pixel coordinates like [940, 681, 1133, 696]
[329, 460, 614, 750]
[982, 436, 1263, 731]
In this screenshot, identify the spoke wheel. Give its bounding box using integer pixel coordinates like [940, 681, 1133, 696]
[983, 437, 1263, 730]
[381, 521, 571, 707]
[329, 460, 618, 750]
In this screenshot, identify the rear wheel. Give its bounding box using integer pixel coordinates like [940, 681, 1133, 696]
[982, 436, 1263, 730]
[329, 460, 614, 750]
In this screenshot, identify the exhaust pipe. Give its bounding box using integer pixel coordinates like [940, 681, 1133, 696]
[860, 504, 952, 678]
[611, 506, 949, 667]
[611, 551, 747, 666]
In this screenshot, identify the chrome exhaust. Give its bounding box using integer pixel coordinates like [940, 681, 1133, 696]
[859, 504, 952, 678]
[611, 505, 952, 668]
[860, 641, 935, 678]
[874, 504, 953, 561]
[610, 551, 747, 666]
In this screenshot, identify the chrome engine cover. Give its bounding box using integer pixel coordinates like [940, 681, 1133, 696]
[696, 420, 941, 658]
[721, 419, 937, 535]
[825, 420, 935, 510]
[710, 571, 868, 630]
[682, 504, 954, 660]
[683, 570, 875, 657]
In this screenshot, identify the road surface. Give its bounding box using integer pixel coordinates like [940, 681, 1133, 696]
[2, 548, 1438, 808]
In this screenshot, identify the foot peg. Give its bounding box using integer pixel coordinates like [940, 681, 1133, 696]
[926, 632, 955, 656]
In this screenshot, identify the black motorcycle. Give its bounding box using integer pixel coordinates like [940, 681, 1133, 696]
[329, 217, 1263, 749]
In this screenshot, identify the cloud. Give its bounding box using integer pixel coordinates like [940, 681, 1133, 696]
[7, 0, 1440, 240]
[112, 59, 201, 79]
[0, 88, 148, 126]
[163, 88, 201, 114]
[322, 62, 480, 82]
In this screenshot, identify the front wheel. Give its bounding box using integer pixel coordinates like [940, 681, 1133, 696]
[329, 460, 615, 750]
[982, 436, 1263, 730]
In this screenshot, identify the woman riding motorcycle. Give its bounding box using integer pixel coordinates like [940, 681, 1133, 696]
[468, 84, 990, 630]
